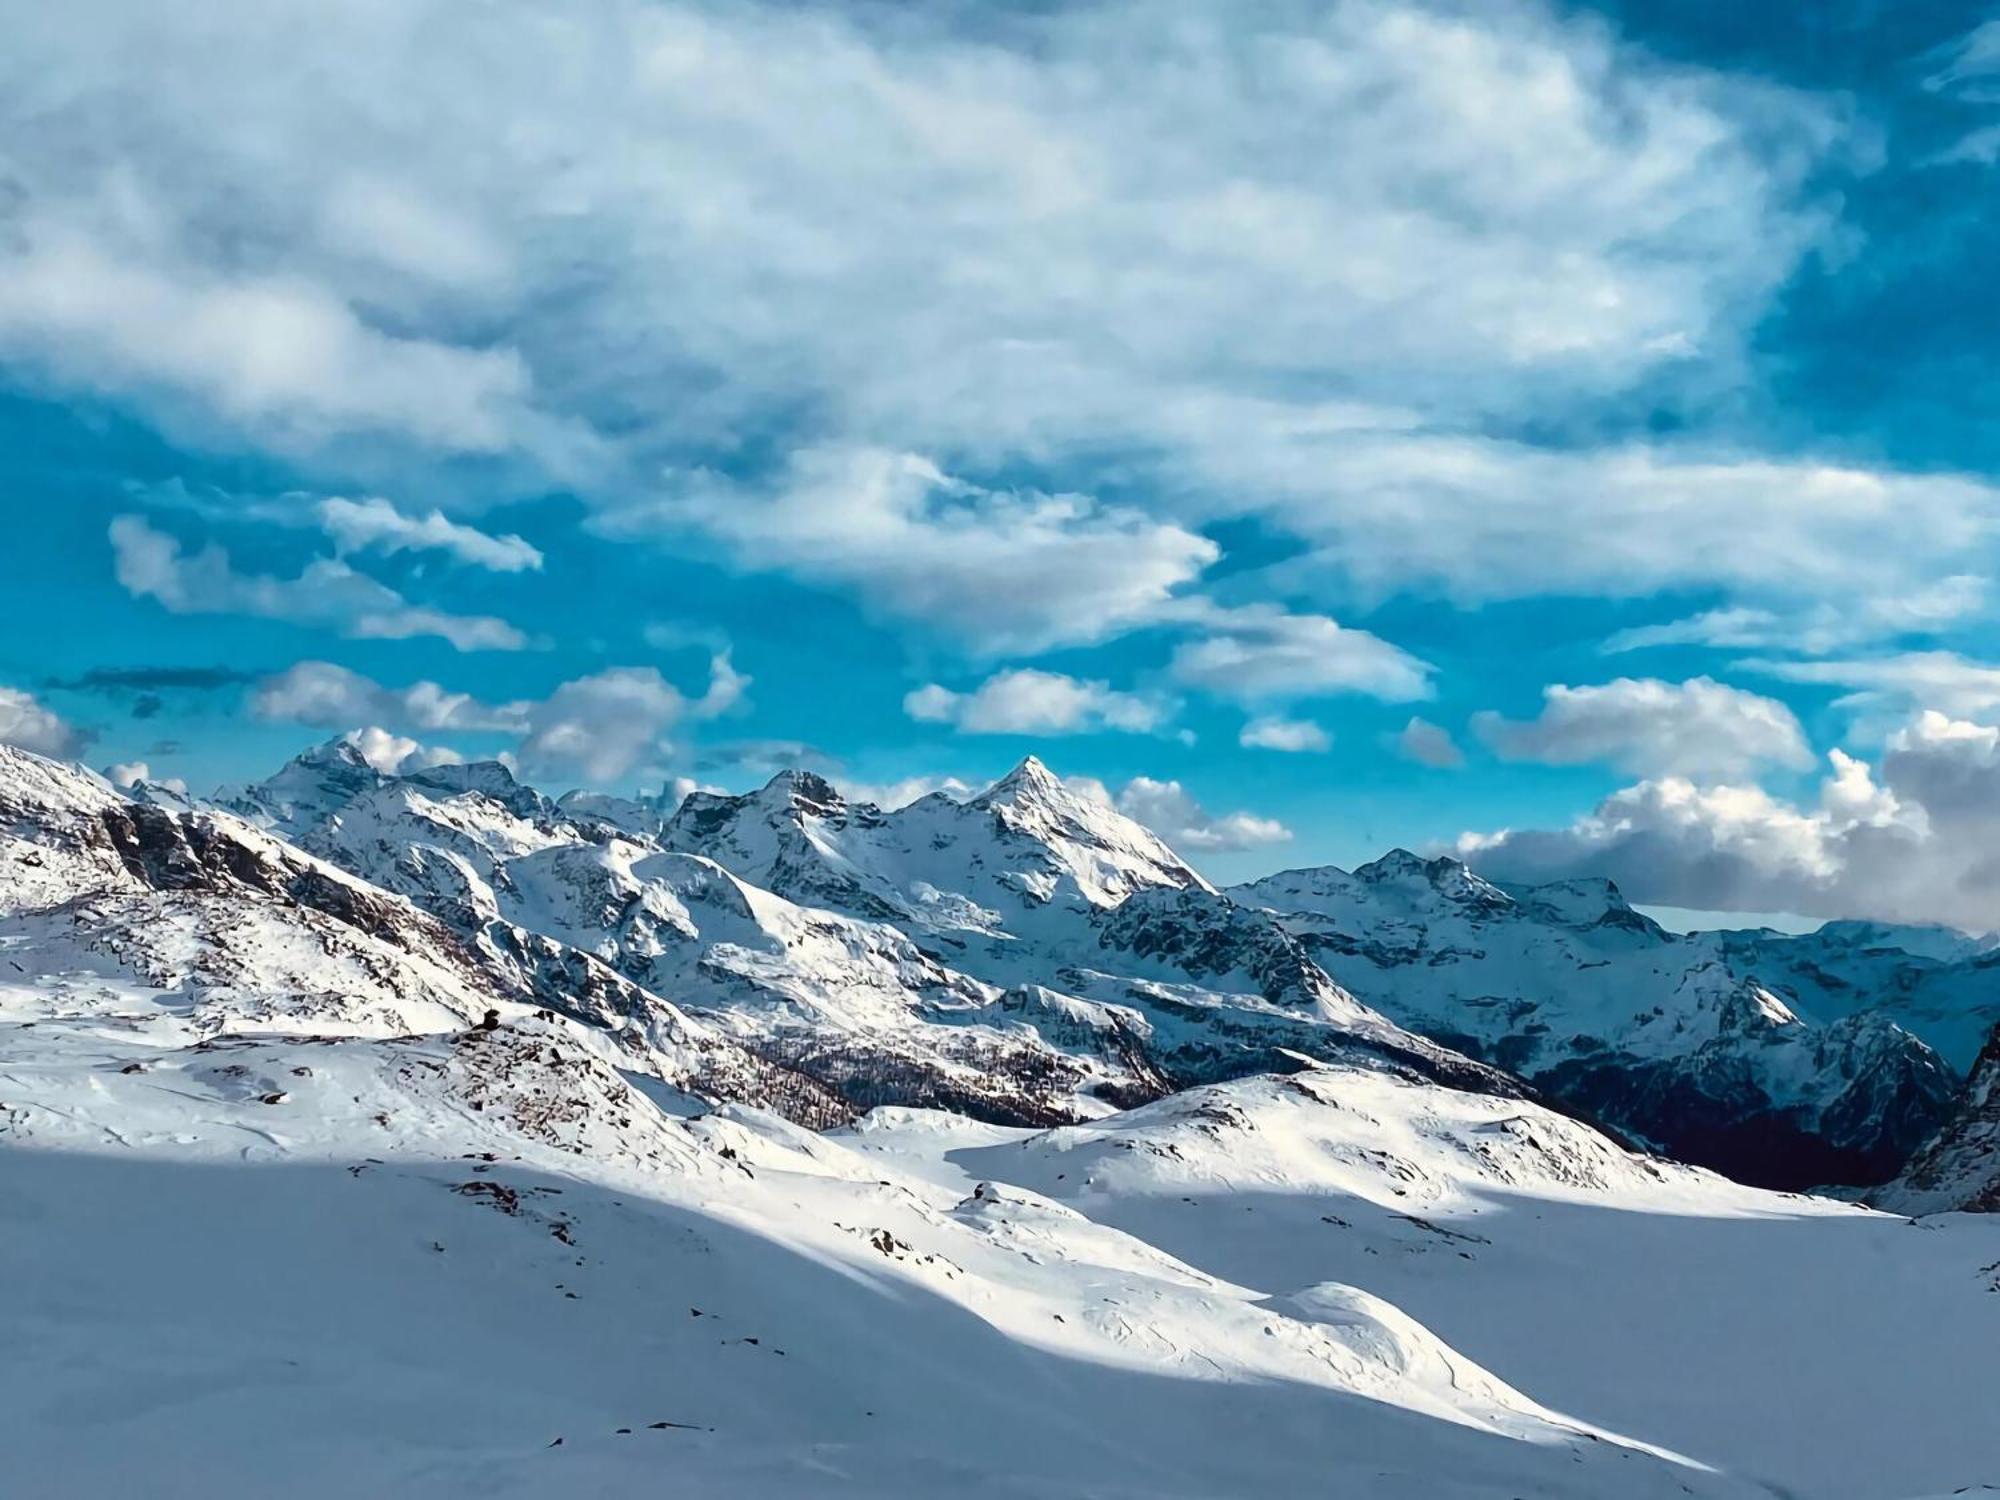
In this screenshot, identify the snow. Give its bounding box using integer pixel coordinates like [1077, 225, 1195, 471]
[4, 739, 1999, 1498]
[1232, 853, 1964, 1188]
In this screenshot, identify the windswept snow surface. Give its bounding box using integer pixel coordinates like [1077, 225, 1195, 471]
[850, 1072, 2000, 1500]
[6, 990, 1748, 1500]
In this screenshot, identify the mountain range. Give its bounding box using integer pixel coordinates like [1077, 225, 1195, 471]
[4, 734, 1998, 1497]
[206, 737, 1986, 1192]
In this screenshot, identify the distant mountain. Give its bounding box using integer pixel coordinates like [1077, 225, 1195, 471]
[1231, 852, 1965, 1189]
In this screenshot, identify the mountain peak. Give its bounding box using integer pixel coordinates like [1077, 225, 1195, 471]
[1355, 848, 1458, 883]
[758, 768, 846, 816]
[311, 735, 378, 771]
[981, 755, 1067, 805]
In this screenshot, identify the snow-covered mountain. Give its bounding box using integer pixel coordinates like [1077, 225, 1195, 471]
[205, 739, 1994, 1191]
[220, 742, 1526, 1128]
[7, 737, 2000, 1498]
[1698, 919, 2000, 1071]
[1230, 852, 1964, 1189]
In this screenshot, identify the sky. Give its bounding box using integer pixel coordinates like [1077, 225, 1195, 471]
[6, 0, 2000, 926]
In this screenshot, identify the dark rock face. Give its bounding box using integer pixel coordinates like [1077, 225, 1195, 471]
[1886, 1022, 2000, 1213]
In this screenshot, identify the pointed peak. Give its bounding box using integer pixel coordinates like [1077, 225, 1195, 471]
[758, 767, 846, 815]
[307, 735, 376, 770]
[982, 755, 1066, 803]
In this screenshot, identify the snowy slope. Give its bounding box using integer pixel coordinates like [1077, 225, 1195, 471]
[1232, 852, 1960, 1188]
[851, 1065, 2000, 1500]
[3, 989, 1765, 1498]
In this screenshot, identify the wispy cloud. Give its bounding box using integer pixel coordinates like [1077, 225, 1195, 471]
[110, 514, 530, 651]
[317, 496, 542, 572]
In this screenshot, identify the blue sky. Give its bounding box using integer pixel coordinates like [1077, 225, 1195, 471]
[6, 0, 2000, 922]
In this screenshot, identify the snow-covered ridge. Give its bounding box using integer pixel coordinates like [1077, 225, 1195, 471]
[1232, 851, 1972, 1189]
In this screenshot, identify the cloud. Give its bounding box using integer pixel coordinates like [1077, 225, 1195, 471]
[618, 448, 1216, 654]
[1166, 601, 1432, 704]
[250, 661, 526, 733]
[0, 222, 562, 462]
[0, 687, 87, 758]
[1092, 775, 1292, 853]
[1455, 709, 2000, 929]
[1238, 715, 1329, 753]
[1741, 651, 2000, 721]
[1393, 716, 1465, 769]
[836, 774, 978, 811]
[1249, 441, 2000, 611]
[513, 668, 693, 785]
[1603, 578, 1989, 655]
[1926, 19, 2000, 102]
[104, 760, 190, 795]
[905, 669, 1167, 736]
[0, 0, 1868, 643]
[341, 726, 464, 775]
[317, 496, 542, 572]
[251, 655, 747, 783]
[1472, 676, 1812, 778]
[110, 515, 529, 651]
[46, 665, 262, 694]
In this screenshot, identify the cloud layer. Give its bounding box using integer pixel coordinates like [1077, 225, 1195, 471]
[250, 655, 746, 783]
[1459, 711, 2000, 930]
[111, 515, 527, 651]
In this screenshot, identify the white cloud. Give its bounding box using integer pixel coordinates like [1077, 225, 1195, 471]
[1604, 578, 1988, 655]
[1103, 775, 1293, 853]
[1167, 601, 1432, 704]
[691, 652, 751, 719]
[340, 728, 463, 775]
[1742, 651, 2000, 721]
[1393, 716, 1465, 769]
[905, 669, 1167, 736]
[250, 661, 526, 733]
[110, 514, 529, 651]
[317, 496, 542, 572]
[1249, 441, 2000, 611]
[1239, 715, 1329, 753]
[1455, 710, 2000, 929]
[0, 687, 85, 759]
[0, 222, 559, 460]
[836, 774, 977, 811]
[515, 668, 691, 785]
[104, 760, 190, 794]
[0, 0, 1882, 643]
[1473, 676, 1812, 778]
[619, 448, 1216, 654]
[252, 654, 747, 784]
[1926, 19, 2000, 101]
